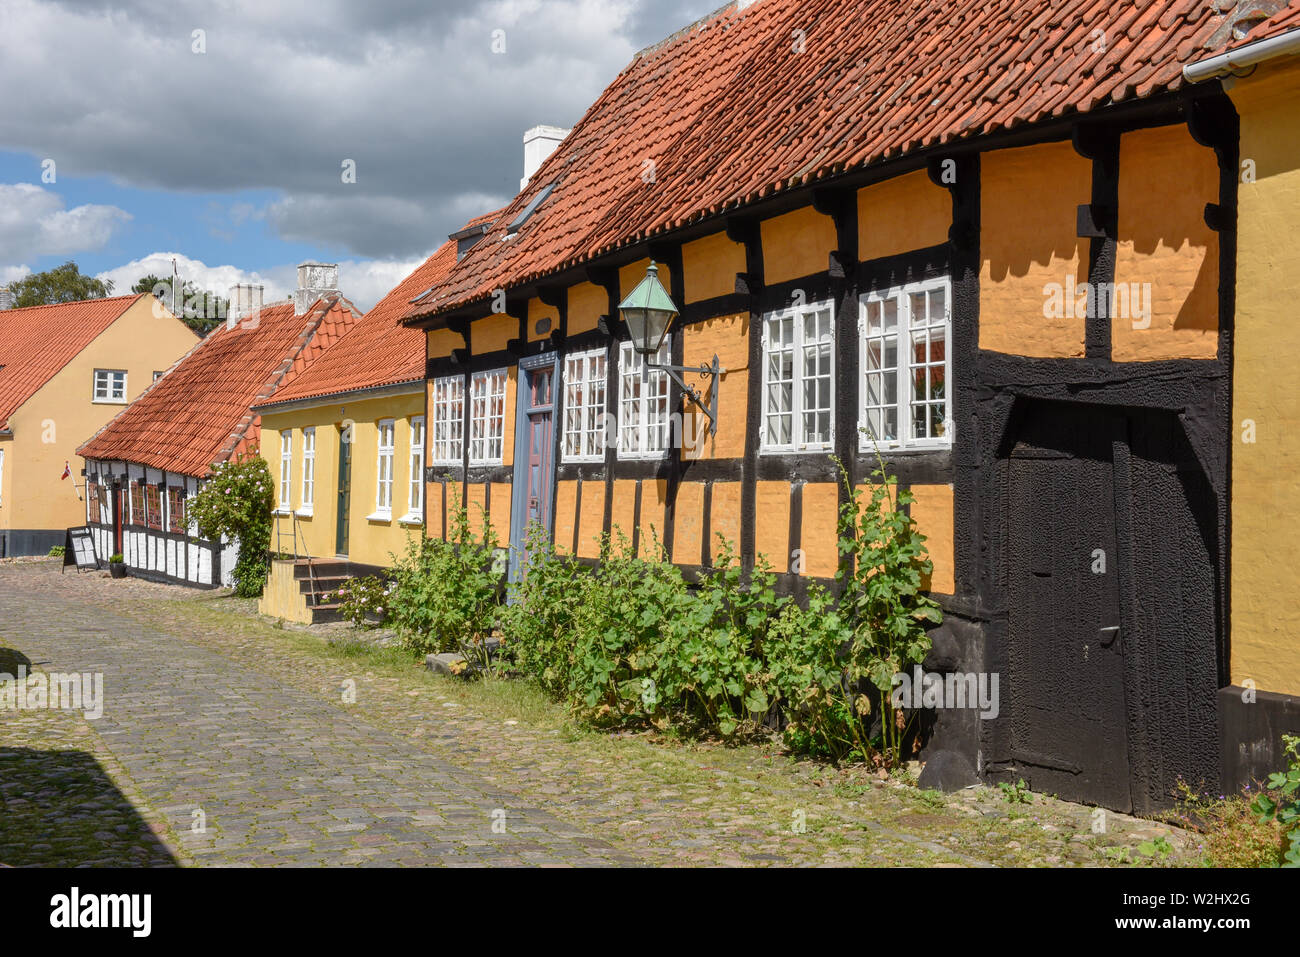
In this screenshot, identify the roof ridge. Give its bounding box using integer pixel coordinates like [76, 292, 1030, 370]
[0, 293, 144, 315]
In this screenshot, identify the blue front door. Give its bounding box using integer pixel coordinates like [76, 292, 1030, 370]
[509, 355, 558, 580]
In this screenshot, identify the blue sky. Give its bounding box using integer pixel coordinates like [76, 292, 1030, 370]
[0, 0, 722, 309]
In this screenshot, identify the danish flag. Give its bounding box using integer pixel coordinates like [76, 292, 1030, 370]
[61, 461, 71, 480]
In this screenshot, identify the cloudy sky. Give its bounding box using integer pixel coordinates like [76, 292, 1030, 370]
[0, 0, 723, 310]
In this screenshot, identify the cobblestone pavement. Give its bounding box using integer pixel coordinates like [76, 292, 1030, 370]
[0, 560, 1200, 867]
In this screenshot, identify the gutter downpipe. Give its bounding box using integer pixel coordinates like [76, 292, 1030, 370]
[1183, 26, 1300, 83]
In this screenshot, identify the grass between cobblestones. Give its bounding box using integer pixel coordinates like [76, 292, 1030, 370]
[0, 560, 1208, 867]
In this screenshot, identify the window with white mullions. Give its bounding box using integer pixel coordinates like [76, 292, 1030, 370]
[563, 349, 606, 462]
[429, 375, 464, 465]
[617, 339, 671, 458]
[93, 368, 127, 402]
[375, 419, 395, 514]
[469, 369, 507, 465]
[278, 431, 292, 510]
[859, 276, 952, 451]
[407, 415, 425, 518]
[761, 302, 834, 452]
[300, 427, 315, 512]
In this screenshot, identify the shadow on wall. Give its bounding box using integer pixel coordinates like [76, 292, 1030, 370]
[0, 743, 179, 867]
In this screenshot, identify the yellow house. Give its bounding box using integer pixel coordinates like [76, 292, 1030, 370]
[0, 293, 196, 556]
[1183, 11, 1300, 790]
[256, 235, 469, 622]
[398, 0, 1300, 810]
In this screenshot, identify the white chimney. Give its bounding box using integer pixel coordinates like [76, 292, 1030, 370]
[294, 262, 339, 315]
[521, 125, 569, 189]
[227, 283, 264, 322]
[0, 285, 12, 310]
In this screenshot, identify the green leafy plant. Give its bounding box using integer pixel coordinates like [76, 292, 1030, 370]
[1251, 733, 1300, 867]
[108, 553, 124, 564]
[1135, 835, 1173, 859]
[500, 523, 588, 696]
[1169, 780, 1284, 868]
[187, 451, 274, 597]
[47, 545, 65, 557]
[999, 778, 1032, 804]
[387, 491, 503, 668]
[331, 575, 390, 629]
[832, 452, 942, 766]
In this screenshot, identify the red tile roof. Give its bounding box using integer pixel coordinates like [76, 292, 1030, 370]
[1212, 0, 1300, 48]
[261, 238, 462, 407]
[0, 294, 149, 430]
[78, 295, 361, 476]
[404, 0, 1296, 324]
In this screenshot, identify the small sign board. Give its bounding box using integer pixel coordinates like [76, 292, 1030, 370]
[62, 526, 98, 573]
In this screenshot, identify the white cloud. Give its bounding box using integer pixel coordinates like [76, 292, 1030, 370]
[1, 264, 32, 285]
[96, 251, 428, 313]
[0, 183, 131, 263]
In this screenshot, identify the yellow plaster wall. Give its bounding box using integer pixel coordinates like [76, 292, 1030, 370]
[980, 141, 1091, 357]
[554, 479, 578, 553]
[577, 479, 606, 558]
[800, 482, 839, 577]
[528, 297, 559, 343]
[754, 480, 790, 573]
[909, 482, 955, 595]
[261, 389, 425, 568]
[1228, 60, 1300, 696]
[1112, 123, 1220, 361]
[427, 327, 464, 359]
[682, 230, 746, 303]
[567, 282, 606, 336]
[710, 481, 742, 564]
[10, 295, 196, 535]
[610, 478, 637, 549]
[681, 312, 749, 460]
[672, 480, 705, 565]
[639, 478, 668, 558]
[760, 206, 837, 285]
[474, 313, 517, 355]
[858, 169, 951, 262]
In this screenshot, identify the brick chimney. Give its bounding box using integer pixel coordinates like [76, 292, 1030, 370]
[294, 262, 339, 315]
[521, 125, 569, 189]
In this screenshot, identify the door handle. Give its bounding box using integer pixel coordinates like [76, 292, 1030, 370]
[1098, 625, 1120, 647]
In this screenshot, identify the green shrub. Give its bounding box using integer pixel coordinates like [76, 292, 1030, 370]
[188, 452, 274, 597]
[1252, 733, 1300, 867]
[108, 553, 124, 563]
[331, 575, 389, 629]
[833, 456, 942, 766]
[500, 523, 588, 696]
[47, 545, 65, 557]
[388, 493, 503, 664]
[1170, 783, 1285, 868]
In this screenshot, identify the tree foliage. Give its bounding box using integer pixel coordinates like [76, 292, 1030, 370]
[9, 261, 113, 307]
[132, 274, 227, 336]
[187, 452, 274, 597]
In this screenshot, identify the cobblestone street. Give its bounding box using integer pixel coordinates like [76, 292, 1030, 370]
[0, 560, 1196, 867]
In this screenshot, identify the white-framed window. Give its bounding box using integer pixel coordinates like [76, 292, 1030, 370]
[374, 418, 395, 515]
[299, 427, 315, 513]
[0, 447, 5, 506]
[93, 369, 127, 403]
[617, 339, 672, 458]
[278, 431, 292, 510]
[563, 348, 607, 462]
[760, 301, 834, 452]
[406, 415, 425, 521]
[429, 375, 464, 465]
[859, 276, 952, 450]
[469, 369, 507, 465]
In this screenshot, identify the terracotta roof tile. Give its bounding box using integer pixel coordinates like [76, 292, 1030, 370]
[404, 0, 1295, 326]
[0, 294, 150, 430]
[78, 295, 361, 476]
[263, 236, 464, 407]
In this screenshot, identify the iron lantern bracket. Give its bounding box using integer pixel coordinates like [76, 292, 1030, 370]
[647, 354, 724, 435]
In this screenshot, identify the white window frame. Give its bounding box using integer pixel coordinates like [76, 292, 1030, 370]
[93, 369, 128, 403]
[759, 300, 835, 453]
[468, 369, 508, 466]
[858, 275, 953, 453]
[404, 415, 425, 523]
[372, 418, 395, 519]
[298, 427, 315, 515]
[278, 431, 293, 512]
[617, 338, 672, 460]
[562, 347, 607, 463]
[429, 375, 464, 466]
[0, 447, 4, 506]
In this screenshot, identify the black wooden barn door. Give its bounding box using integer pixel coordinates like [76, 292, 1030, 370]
[1007, 401, 1133, 811]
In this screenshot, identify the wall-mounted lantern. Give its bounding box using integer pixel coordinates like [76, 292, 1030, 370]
[617, 261, 724, 435]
